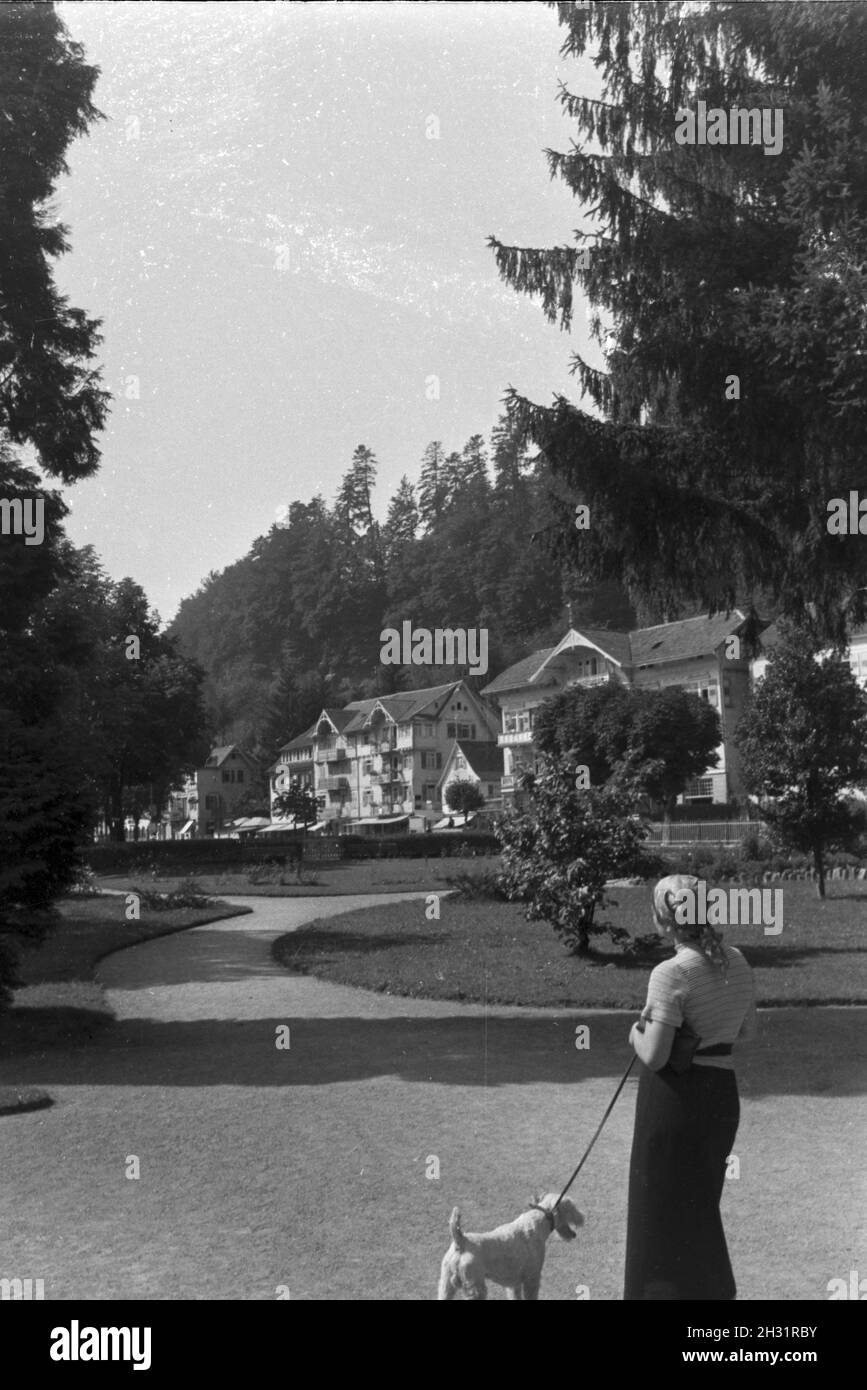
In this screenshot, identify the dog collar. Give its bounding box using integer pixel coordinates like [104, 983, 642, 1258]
[528, 1203, 556, 1230]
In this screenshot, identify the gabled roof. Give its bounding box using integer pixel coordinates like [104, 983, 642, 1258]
[315, 707, 357, 734]
[542, 627, 632, 670]
[340, 682, 463, 732]
[628, 612, 747, 667]
[203, 744, 259, 769]
[276, 725, 317, 755]
[452, 740, 504, 779]
[483, 614, 751, 695]
[481, 648, 555, 695]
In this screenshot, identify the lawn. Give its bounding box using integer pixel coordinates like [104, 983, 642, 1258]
[1, 894, 251, 1057]
[96, 854, 498, 898]
[272, 881, 867, 1008]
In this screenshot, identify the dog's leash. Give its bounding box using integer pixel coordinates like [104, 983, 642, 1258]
[550, 1054, 637, 1215]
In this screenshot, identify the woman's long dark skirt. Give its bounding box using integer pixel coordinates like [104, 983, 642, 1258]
[624, 1061, 740, 1300]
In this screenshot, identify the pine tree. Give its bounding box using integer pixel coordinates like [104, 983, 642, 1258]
[0, 3, 108, 984]
[490, 413, 531, 505]
[382, 475, 418, 560]
[417, 441, 448, 527]
[0, 2, 109, 482]
[489, 0, 867, 643]
[459, 433, 490, 497]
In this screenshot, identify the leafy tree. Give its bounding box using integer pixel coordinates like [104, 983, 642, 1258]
[489, 0, 867, 641]
[43, 554, 209, 841]
[624, 687, 721, 820]
[737, 626, 867, 897]
[534, 680, 720, 819]
[444, 779, 486, 820]
[534, 682, 636, 785]
[272, 781, 319, 865]
[499, 767, 647, 955]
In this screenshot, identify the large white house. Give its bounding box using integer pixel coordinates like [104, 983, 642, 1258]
[268, 681, 500, 831]
[481, 615, 754, 807]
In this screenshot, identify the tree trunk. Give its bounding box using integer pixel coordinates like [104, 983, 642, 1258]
[814, 843, 826, 899]
[109, 779, 125, 842]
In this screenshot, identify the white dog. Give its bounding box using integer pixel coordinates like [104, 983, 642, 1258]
[437, 1193, 584, 1300]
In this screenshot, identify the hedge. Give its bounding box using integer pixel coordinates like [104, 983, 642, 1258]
[84, 830, 501, 873]
[84, 838, 303, 874]
[338, 832, 500, 859]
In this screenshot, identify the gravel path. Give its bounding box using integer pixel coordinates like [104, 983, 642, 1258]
[0, 893, 863, 1300]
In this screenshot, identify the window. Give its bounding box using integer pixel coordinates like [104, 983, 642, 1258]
[205, 795, 218, 810]
[686, 777, 714, 799]
[691, 678, 716, 706]
[237, 771, 244, 783]
[487, 784, 494, 796]
[363, 759, 372, 773]
[456, 755, 466, 769]
[222, 771, 230, 783]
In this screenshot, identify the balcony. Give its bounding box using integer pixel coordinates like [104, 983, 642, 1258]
[321, 776, 351, 792]
[371, 770, 405, 786]
[565, 672, 610, 690]
[498, 729, 535, 747]
[327, 750, 350, 766]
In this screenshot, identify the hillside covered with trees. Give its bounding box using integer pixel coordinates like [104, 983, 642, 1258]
[168, 416, 640, 759]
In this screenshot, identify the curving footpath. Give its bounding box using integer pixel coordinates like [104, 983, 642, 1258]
[0, 894, 862, 1300]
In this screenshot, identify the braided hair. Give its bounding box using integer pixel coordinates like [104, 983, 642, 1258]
[653, 874, 729, 977]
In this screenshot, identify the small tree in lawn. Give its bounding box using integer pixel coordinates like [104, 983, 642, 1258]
[498, 763, 647, 955]
[737, 627, 867, 898]
[444, 779, 485, 822]
[272, 782, 319, 866]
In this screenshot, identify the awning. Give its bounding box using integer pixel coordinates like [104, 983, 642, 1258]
[258, 820, 325, 833]
[233, 817, 271, 831]
[178, 820, 195, 836]
[353, 815, 410, 826]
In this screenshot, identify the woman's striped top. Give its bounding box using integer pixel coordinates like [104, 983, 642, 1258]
[641, 942, 758, 1069]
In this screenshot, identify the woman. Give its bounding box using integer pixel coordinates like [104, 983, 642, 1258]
[624, 874, 758, 1300]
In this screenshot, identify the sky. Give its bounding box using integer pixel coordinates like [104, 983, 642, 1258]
[53, 1, 599, 624]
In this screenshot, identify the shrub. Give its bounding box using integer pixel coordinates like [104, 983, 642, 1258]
[131, 879, 215, 911]
[498, 768, 648, 955]
[443, 868, 511, 901]
[67, 864, 102, 898]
